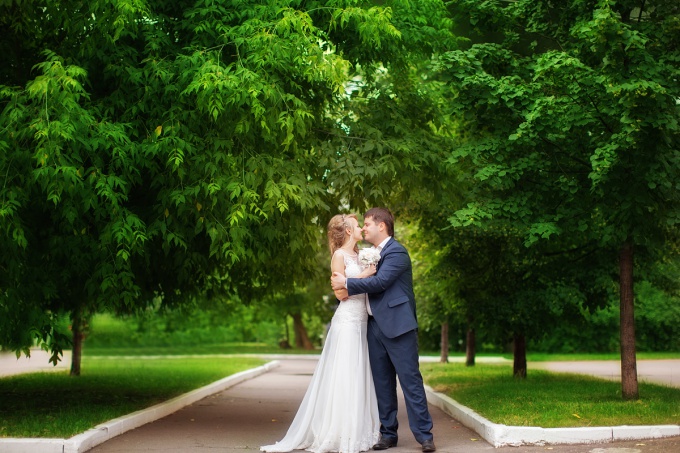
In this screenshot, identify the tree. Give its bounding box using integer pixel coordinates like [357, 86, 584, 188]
[0, 0, 409, 372]
[395, 128, 606, 376]
[440, 0, 680, 397]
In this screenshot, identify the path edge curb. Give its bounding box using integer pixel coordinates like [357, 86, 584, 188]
[425, 385, 680, 447]
[0, 360, 281, 453]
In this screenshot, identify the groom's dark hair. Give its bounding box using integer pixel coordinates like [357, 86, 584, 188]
[365, 207, 395, 237]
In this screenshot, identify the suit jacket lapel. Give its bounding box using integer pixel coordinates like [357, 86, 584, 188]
[377, 237, 394, 271]
[381, 237, 395, 254]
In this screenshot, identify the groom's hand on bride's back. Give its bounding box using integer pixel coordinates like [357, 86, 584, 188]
[331, 272, 349, 301]
[331, 271, 346, 290]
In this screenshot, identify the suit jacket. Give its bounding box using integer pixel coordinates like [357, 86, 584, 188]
[347, 238, 418, 338]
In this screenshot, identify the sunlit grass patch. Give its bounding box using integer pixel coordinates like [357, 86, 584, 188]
[0, 357, 265, 438]
[421, 362, 680, 427]
[83, 342, 320, 356]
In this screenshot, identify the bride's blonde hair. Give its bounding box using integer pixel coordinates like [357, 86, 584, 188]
[327, 214, 359, 255]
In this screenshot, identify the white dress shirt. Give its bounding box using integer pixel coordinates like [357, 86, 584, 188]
[364, 236, 390, 316]
[375, 236, 391, 251]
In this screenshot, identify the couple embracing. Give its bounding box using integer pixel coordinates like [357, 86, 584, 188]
[261, 208, 435, 453]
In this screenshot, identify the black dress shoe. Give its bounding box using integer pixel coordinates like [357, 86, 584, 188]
[372, 437, 398, 450]
[421, 439, 436, 452]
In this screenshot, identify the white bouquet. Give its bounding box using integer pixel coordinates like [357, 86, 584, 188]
[358, 248, 381, 268]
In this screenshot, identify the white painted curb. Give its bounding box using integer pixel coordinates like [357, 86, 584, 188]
[0, 360, 280, 453]
[425, 385, 680, 447]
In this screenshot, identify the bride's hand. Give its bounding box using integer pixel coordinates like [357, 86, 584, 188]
[358, 264, 376, 278]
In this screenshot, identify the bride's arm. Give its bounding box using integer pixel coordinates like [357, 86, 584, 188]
[331, 252, 349, 301]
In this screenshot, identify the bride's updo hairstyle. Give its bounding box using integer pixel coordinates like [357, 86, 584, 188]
[327, 214, 359, 255]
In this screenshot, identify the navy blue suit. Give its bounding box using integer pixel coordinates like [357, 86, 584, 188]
[346, 238, 433, 444]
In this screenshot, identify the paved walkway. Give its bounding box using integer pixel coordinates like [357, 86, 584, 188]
[84, 358, 678, 453]
[531, 360, 680, 388]
[2, 352, 679, 452]
[0, 349, 71, 376]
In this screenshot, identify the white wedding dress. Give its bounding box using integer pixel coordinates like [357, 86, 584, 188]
[261, 250, 380, 453]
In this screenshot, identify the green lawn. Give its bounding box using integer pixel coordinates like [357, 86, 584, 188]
[420, 362, 680, 428]
[3, 352, 679, 439]
[86, 344, 680, 360]
[83, 342, 321, 356]
[0, 356, 265, 438]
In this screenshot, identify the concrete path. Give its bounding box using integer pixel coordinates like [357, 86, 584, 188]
[531, 360, 680, 388]
[84, 358, 679, 453]
[2, 353, 679, 452]
[0, 349, 71, 376]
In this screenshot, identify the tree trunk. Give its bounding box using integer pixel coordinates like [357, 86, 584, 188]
[465, 327, 476, 367]
[513, 333, 527, 378]
[279, 316, 291, 349]
[439, 321, 449, 363]
[620, 241, 639, 400]
[70, 309, 85, 376]
[291, 312, 314, 350]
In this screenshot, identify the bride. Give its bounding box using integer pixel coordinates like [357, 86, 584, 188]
[261, 214, 380, 453]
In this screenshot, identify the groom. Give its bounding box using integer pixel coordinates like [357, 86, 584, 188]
[331, 207, 435, 452]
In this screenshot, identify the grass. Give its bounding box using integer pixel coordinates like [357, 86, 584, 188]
[0, 356, 265, 438]
[3, 349, 678, 439]
[420, 362, 680, 428]
[85, 344, 680, 360]
[83, 342, 321, 356]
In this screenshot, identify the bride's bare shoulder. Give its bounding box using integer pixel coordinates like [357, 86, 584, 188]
[331, 250, 346, 272]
